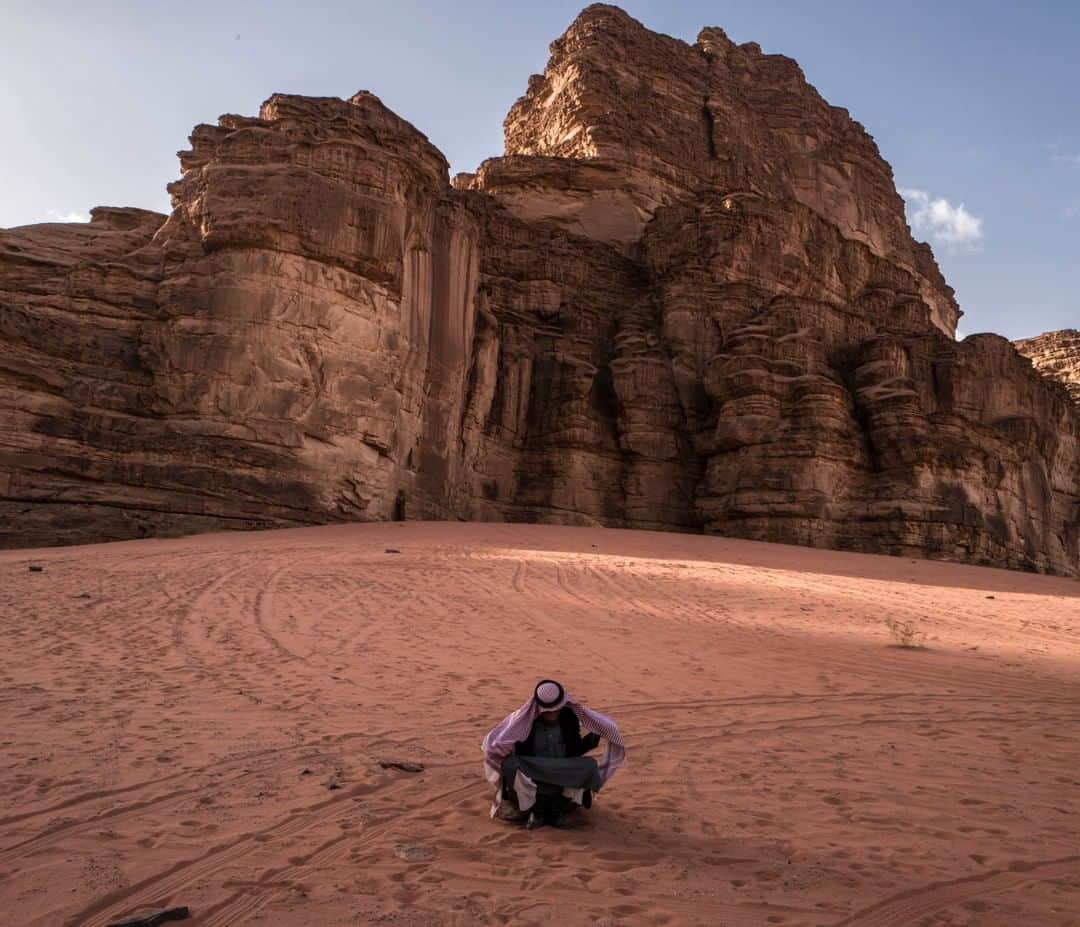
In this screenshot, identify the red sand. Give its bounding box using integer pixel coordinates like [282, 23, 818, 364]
[1, 522, 1078, 926]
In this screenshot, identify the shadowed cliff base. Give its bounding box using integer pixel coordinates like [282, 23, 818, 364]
[2, 5, 1079, 573]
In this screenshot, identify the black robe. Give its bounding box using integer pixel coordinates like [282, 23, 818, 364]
[502, 707, 603, 800]
[513, 706, 602, 759]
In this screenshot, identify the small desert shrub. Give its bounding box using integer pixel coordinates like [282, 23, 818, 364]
[883, 616, 926, 648]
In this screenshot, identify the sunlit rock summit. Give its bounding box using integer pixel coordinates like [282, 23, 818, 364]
[2, 5, 1078, 572]
[1015, 330, 1080, 406]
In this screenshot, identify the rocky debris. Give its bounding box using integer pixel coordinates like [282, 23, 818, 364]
[1015, 329, 1080, 405]
[28, 564, 43, 572]
[379, 759, 425, 773]
[325, 775, 342, 790]
[1, 5, 1078, 574]
[106, 907, 190, 927]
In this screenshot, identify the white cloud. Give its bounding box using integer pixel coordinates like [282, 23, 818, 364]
[1049, 146, 1080, 166]
[46, 209, 90, 223]
[900, 188, 983, 251]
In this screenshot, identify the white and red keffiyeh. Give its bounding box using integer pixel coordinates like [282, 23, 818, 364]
[481, 680, 625, 790]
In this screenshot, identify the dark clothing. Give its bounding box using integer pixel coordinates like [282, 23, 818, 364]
[531, 718, 568, 758]
[499, 754, 601, 822]
[516, 755, 602, 792]
[502, 709, 603, 822]
[513, 707, 602, 760]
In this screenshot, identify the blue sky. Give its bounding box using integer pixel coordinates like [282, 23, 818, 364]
[2, 0, 1077, 339]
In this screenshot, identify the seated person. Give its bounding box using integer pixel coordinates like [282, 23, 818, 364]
[482, 680, 625, 830]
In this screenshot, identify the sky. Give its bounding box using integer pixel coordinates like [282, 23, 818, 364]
[1, 0, 1077, 340]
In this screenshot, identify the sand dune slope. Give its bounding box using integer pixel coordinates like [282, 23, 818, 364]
[1, 523, 1078, 926]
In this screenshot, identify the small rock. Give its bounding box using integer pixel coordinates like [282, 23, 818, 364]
[384, 548, 401, 554]
[300, 767, 313, 776]
[326, 777, 342, 790]
[107, 907, 190, 927]
[28, 565, 43, 573]
[394, 844, 436, 863]
[986, 595, 995, 600]
[379, 760, 425, 773]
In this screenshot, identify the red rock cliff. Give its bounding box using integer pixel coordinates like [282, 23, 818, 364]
[2, 5, 1078, 573]
[1015, 330, 1080, 406]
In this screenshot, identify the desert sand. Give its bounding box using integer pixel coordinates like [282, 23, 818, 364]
[1, 522, 1078, 926]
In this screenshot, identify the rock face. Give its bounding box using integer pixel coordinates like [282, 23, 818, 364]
[1015, 330, 1080, 405]
[2, 4, 1079, 572]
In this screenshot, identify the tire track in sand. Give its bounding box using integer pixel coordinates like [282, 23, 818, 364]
[75, 778, 479, 927]
[830, 853, 1080, 926]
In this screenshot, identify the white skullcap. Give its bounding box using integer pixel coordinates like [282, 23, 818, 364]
[535, 681, 562, 705]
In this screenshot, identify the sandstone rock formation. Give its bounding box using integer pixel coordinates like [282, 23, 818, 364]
[2, 5, 1078, 573]
[1015, 330, 1080, 405]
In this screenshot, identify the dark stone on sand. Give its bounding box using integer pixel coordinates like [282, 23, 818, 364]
[106, 907, 190, 927]
[384, 548, 401, 554]
[28, 564, 43, 572]
[380, 759, 425, 773]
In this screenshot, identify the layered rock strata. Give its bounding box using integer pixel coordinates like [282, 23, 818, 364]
[2, 4, 1078, 573]
[1015, 330, 1080, 406]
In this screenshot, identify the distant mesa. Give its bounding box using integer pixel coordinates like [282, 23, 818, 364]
[1, 4, 1079, 573]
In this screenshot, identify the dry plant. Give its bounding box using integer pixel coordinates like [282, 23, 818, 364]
[883, 616, 927, 649]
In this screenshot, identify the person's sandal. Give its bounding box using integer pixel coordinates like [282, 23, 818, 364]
[526, 811, 546, 830]
[496, 800, 527, 822]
